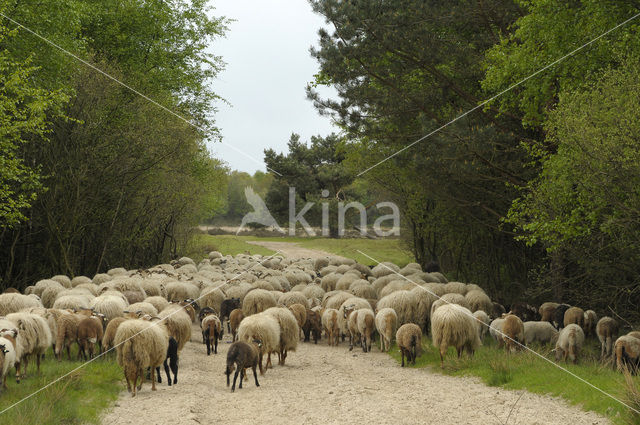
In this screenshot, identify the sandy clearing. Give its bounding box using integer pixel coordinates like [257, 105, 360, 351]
[246, 240, 350, 261]
[100, 323, 608, 425]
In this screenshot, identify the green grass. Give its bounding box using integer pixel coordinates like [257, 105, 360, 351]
[387, 336, 640, 424]
[184, 233, 413, 265]
[0, 350, 122, 424]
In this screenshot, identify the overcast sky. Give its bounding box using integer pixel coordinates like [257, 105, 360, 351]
[206, 0, 338, 174]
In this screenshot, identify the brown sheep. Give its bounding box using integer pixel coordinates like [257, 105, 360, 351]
[539, 302, 559, 323]
[229, 308, 245, 342]
[614, 335, 640, 374]
[563, 307, 585, 329]
[396, 323, 422, 367]
[103, 317, 128, 353]
[77, 316, 104, 360]
[288, 303, 307, 339]
[55, 313, 83, 361]
[596, 317, 619, 361]
[502, 314, 524, 353]
[302, 308, 322, 344]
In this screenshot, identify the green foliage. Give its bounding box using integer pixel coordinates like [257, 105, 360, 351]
[0, 27, 69, 227]
[506, 59, 640, 317]
[221, 170, 273, 222]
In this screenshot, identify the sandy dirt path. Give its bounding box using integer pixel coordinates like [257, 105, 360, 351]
[100, 323, 608, 425]
[245, 240, 350, 261]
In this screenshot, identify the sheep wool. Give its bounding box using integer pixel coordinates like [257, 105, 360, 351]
[375, 308, 397, 352]
[431, 304, 480, 367]
[237, 312, 281, 375]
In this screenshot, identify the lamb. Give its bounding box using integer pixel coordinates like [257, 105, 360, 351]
[555, 324, 585, 364]
[77, 316, 104, 360]
[229, 308, 245, 342]
[523, 321, 558, 345]
[563, 306, 585, 329]
[263, 307, 298, 366]
[243, 289, 277, 316]
[225, 341, 260, 392]
[0, 332, 17, 392]
[220, 298, 241, 332]
[583, 310, 597, 337]
[375, 308, 397, 352]
[158, 305, 192, 352]
[597, 317, 619, 361]
[237, 313, 280, 375]
[472, 310, 491, 340]
[5, 312, 51, 380]
[431, 304, 480, 367]
[102, 317, 128, 353]
[614, 334, 640, 374]
[502, 314, 525, 353]
[356, 309, 375, 353]
[396, 323, 422, 367]
[302, 308, 322, 344]
[0, 293, 43, 315]
[322, 308, 340, 346]
[55, 313, 83, 360]
[201, 314, 223, 355]
[114, 319, 169, 396]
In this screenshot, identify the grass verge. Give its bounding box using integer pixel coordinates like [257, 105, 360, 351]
[184, 233, 413, 265]
[0, 350, 122, 425]
[387, 336, 640, 424]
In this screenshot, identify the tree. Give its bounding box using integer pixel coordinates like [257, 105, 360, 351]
[506, 59, 640, 319]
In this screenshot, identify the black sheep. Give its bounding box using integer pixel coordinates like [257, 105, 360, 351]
[220, 298, 241, 332]
[553, 304, 572, 330]
[225, 340, 260, 392]
[156, 336, 179, 386]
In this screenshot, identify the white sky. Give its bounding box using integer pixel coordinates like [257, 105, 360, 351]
[206, 0, 338, 174]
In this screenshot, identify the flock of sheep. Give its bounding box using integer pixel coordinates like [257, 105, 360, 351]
[0, 251, 639, 399]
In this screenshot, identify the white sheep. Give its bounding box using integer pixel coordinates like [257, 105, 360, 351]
[375, 308, 397, 352]
[523, 321, 558, 345]
[555, 324, 585, 364]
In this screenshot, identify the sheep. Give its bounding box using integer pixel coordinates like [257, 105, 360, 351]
[430, 293, 471, 317]
[491, 302, 506, 319]
[226, 340, 260, 392]
[322, 308, 340, 346]
[71, 276, 92, 287]
[33, 279, 64, 298]
[237, 313, 280, 375]
[523, 321, 558, 345]
[103, 317, 128, 353]
[41, 285, 66, 308]
[77, 316, 104, 360]
[176, 301, 196, 323]
[263, 307, 298, 366]
[229, 308, 245, 342]
[509, 302, 540, 322]
[55, 313, 82, 361]
[145, 296, 170, 314]
[375, 308, 397, 352]
[552, 304, 571, 329]
[243, 289, 277, 316]
[165, 281, 199, 302]
[114, 319, 169, 396]
[156, 336, 179, 386]
[288, 303, 307, 338]
[356, 309, 375, 353]
[443, 281, 467, 295]
[539, 302, 559, 323]
[583, 310, 597, 337]
[555, 324, 585, 364]
[396, 323, 422, 367]
[563, 306, 585, 329]
[614, 335, 640, 374]
[302, 308, 321, 344]
[53, 295, 91, 311]
[90, 295, 128, 321]
[5, 312, 51, 380]
[431, 304, 480, 367]
[220, 298, 241, 332]
[139, 279, 165, 297]
[371, 262, 400, 278]
[502, 314, 525, 353]
[472, 310, 491, 340]
[301, 284, 325, 301]
[322, 291, 352, 310]
[157, 305, 192, 352]
[489, 318, 505, 347]
[344, 305, 360, 351]
[201, 314, 223, 355]
[377, 291, 419, 329]
[92, 273, 112, 285]
[338, 297, 372, 338]
[0, 333, 17, 392]
[597, 316, 619, 361]
[199, 286, 226, 313]
[0, 293, 43, 316]
[379, 280, 413, 299]
[465, 290, 493, 314]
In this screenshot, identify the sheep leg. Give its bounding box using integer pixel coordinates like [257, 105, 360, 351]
[400, 348, 405, 367]
[214, 334, 218, 354]
[36, 351, 42, 374]
[282, 349, 287, 365]
[156, 366, 162, 384]
[163, 361, 171, 386]
[66, 343, 72, 361]
[151, 364, 157, 391]
[15, 361, 20, 383]
[267, 352, 273, 369]
[137, 367, 144, 391]
[22, 356, 29, 379]
[252, 364, 260, 387]
[238, 366, 244, 389]
[258, 353, 265, 375]
[231, 367, 241, 392]
[205, 329, 211, 356]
